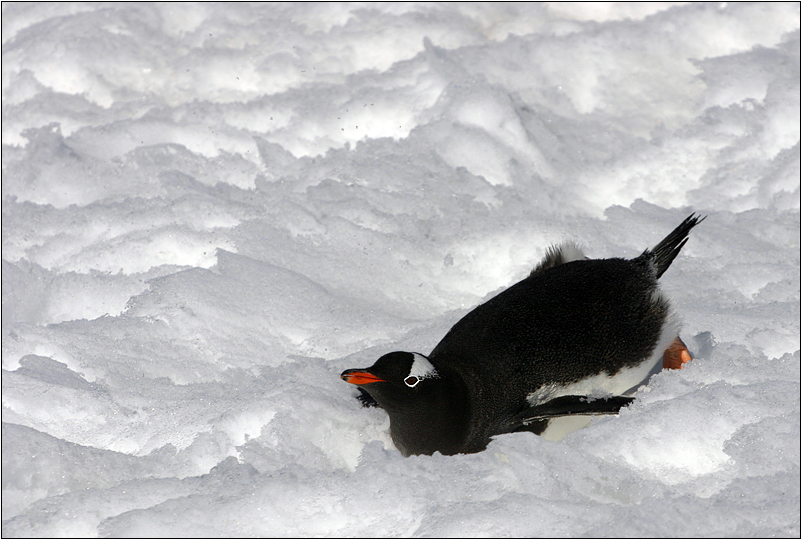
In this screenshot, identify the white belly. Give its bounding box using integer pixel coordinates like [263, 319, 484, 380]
[527, 298, 681, 440]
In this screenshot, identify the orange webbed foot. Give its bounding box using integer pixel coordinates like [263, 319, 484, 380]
[663, 336, 692, 369]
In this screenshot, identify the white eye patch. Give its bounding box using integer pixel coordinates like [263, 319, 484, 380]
[404, 353, 438, 387]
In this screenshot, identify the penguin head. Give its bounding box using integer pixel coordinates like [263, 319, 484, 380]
[341, 351, 473, 456]
[340, 351, 441, 408]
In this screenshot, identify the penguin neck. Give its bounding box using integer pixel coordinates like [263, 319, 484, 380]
[386, 370, 474, 457]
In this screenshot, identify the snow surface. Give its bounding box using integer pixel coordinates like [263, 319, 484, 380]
[2, 2, 800, 537]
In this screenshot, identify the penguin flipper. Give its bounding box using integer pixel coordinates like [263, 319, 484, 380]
[510, 395, 635, 428]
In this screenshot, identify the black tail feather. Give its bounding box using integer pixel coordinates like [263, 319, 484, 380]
[648, 213, 705, 279]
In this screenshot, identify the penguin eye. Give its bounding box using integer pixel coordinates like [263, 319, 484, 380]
[404, 376, 420, 388]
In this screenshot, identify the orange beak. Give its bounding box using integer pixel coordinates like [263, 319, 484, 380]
[341, 369, 385, 385]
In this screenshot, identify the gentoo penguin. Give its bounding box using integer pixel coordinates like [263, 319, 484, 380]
[342, 214, 704, 457]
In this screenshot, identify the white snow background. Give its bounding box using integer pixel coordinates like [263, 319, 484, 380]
[2, 2, 800, 537]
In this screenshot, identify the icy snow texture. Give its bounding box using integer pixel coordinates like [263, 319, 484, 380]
[2, 2, 800, 537]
